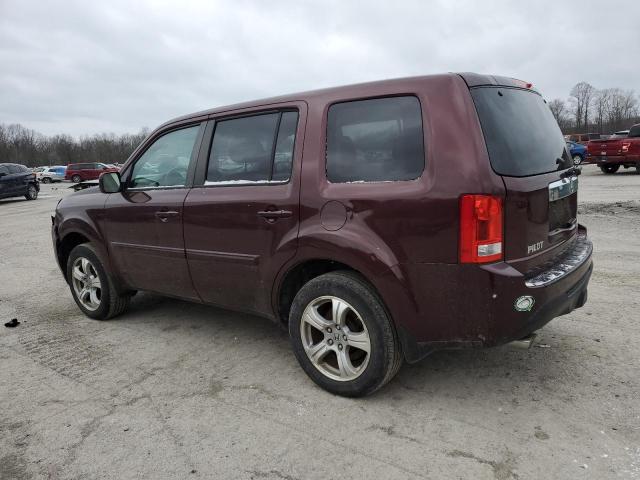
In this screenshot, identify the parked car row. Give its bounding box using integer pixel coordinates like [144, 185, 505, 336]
[563, 126, 640, 173]
[586, 124, 640, 174]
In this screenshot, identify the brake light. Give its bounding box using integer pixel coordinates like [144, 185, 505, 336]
[459, 195, 503, 263]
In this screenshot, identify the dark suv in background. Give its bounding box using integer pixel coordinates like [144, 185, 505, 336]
[0, 163, 39, 201]
[52, 73, 593, 397]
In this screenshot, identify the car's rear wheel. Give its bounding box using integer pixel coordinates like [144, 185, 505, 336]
[289, 271, 402, 397]
[66, 243, 130, 320]
[42, 177, 51, 183]
[572, 154, 583, 166]
[600, 164, 620, 174]
[71, 174, 82, 183]
[24, 184, 38, 200]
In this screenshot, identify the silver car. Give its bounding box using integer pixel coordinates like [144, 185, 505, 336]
[37, 166, 66, 183]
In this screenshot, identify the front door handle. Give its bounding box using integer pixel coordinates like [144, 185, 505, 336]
[257, 209, 293, 222]
[155, 210, 180, 222]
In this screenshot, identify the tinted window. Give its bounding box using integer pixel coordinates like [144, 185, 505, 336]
[0, 165, 8, 175]
[471, 87, 572, 177]
[326, 96, 424, 183]
[130, 125, 200, 188]
[7, 165, 23, 174]
[629, 125, 640, 138]
[206, 112, 297, 184]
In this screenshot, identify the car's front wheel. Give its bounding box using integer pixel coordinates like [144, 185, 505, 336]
[42, 177, 51, 183]
[71, 174, 82, 183]
[289, 271, 402, 397]
[24, 184, 38, 200]
[600, 164, 620, 174]
[66, 243, 130, 320]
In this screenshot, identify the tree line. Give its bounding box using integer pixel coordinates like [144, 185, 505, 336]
[0, 123, 149, 168]
[3, 80, 639, 169]
[548, 82, 640, 135]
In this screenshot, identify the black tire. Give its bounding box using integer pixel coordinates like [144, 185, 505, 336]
[66, 243, 130, 320]
[42, 177, 51, 183]
[72, 174, 82, 183]
[24, 184, 38, 200]
[289, 271, 402, 397]
[600, 164, 620, 174]
[572, 154, 583, 166]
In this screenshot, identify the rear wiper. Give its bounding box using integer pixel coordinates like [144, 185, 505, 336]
[560, 165, 581, 178]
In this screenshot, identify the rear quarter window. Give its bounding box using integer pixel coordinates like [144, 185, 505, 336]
[326, 96, 425, 183]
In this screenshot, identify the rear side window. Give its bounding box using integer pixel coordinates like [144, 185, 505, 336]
[0, 165, 9, 174]
[326, 96, 424, 183]
[206, 111, 298, 184]
[629, 125, 640, 138]
[471, 87, 572, 177]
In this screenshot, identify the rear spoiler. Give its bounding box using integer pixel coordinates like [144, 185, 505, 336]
[457, 72, 539, 93]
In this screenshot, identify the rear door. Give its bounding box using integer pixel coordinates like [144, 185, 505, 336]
[470, 86, 578, 273]
[104, 123, 204, 299]
[0, 165, 10, 197]
[183, 104, 305, 314]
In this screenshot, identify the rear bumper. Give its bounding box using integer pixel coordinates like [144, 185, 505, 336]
[589, 154, 640, 166]
[397, 226, 593, 363]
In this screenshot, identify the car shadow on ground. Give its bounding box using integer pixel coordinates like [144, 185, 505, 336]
[116, 292, 577, 400]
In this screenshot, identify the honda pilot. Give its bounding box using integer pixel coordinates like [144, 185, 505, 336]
[51, 73, 593, 397]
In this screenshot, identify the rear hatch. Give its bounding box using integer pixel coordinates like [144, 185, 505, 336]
[470, 85, 578, 273]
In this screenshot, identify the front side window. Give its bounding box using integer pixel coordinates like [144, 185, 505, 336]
[326, 96, 425, 183]
[130, 125, 200, 188]
[206, 111, 298, 184]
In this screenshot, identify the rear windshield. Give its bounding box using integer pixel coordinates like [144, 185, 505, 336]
[471, 87, 572, 177]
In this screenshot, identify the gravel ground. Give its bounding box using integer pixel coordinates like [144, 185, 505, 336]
[1, 165, 639, 480]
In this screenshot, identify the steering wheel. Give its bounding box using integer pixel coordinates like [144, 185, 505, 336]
[163, 167, 187, 186]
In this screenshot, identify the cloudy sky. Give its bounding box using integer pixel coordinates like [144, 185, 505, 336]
[1, 0, 638, 137]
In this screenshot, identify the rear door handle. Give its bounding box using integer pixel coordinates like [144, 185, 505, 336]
[257, 209, 293, 221]
[155, 210, 180, 222]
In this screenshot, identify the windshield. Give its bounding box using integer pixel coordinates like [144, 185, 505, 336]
[471, 87, 572, 177]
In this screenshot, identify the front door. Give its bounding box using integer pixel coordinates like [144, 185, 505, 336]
[183, 106, 305, 315]
[104, 123, 204, 300]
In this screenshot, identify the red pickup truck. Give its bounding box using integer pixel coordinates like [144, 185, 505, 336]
[587, 123, 640, 173]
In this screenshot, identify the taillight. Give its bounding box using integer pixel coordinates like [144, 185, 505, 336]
[459, 194, 503, 263]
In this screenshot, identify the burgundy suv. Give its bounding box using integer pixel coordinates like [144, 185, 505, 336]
[65, 162, 119, 183]
[52, 74, 593, 397]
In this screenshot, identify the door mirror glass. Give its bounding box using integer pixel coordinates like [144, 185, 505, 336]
[99, 172, 121, 193]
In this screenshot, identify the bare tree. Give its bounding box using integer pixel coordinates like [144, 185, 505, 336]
[569, 82, 596, 131]
[593, 89, 612, 134]
[548, 98, 570, 130]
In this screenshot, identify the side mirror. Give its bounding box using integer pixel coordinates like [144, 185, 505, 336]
[99, 171, 121, 194]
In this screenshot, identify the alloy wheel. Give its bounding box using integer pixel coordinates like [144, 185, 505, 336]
[300, 296, 371, 382]
[71, 257, 102, 311]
